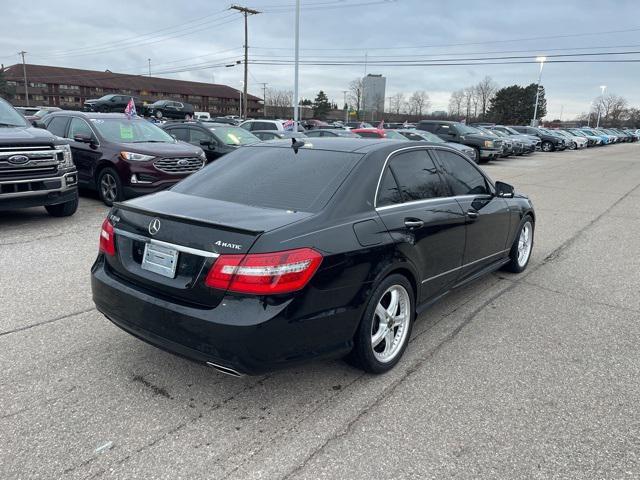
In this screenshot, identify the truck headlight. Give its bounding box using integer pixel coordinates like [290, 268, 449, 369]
[483, 140, 494, 148]
[56, 144, 74, 167]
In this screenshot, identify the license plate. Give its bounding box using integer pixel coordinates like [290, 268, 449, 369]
[141, 243, 179, 278]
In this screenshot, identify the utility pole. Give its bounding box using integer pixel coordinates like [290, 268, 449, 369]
[531, 56, 546, 127]
[596, 85, 606, 128]
[148, 58, 151, 77]
[258, 82, 267, 117]
[342, 90, 348, 123]
[361, 52, 368, 121]
[19, 51, 29, 107]
[230, 5, 260, 119]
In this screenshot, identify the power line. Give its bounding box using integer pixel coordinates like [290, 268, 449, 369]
[30, 14, 240, 59]
[34, 9, 232, 57]
[251, 24, 640, 51]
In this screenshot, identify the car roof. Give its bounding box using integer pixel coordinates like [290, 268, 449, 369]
[46, 111, 131, 119]
[245, 137, 413, 153]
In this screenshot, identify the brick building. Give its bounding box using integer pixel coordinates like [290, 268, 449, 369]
[2, 63, 261, 115]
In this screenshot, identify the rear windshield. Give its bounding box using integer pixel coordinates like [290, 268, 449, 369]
[172, 146, 363, 212]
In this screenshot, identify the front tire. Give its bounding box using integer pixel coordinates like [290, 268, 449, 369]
[97, 167, 123, 207]
[503, 215, 534, 273]
[569, 141, 577, 150]
[155, 110, 163, 119]
[541, 141, 554, 152]
[45, 192, 79, 217]
[350, 274, 415, 374]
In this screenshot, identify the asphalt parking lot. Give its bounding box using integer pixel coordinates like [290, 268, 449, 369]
[1, 143, 639, 479]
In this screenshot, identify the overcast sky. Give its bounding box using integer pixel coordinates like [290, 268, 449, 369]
[2, 0, 639, 119]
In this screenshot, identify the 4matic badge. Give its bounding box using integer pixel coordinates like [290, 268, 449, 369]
[214, 240, 242, 250]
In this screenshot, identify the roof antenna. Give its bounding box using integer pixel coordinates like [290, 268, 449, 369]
[291, 137, 305, 154]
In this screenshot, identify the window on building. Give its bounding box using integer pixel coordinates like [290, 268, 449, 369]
[29, 82, 47, 88]
[59, 84, 80, 91]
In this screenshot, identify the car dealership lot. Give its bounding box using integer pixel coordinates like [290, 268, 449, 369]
[1, 144, 639, 479]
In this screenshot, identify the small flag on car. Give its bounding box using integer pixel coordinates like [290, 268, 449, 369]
[283, 119, 295, 131]
[403, 120, 409, 127]
[377, 120, 384, 129]
[124, 98, 137, 119]
[359, 122, 366, 128]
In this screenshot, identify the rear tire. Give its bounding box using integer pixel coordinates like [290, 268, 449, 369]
[155, 110, 163, 119]
[97, 167, 123, 207]
[503, 215, 534, 273]
[349, 274, 415, 374]
[45, 192, 79, 217]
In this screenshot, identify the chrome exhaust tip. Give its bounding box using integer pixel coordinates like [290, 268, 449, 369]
[206, 361, 244, 377]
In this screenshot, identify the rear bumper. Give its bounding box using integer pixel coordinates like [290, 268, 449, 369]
[91, 257, 357, 375]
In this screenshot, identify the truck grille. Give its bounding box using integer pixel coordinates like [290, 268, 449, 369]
[0, 145, 61, 180]
[153, 157, 204, 174]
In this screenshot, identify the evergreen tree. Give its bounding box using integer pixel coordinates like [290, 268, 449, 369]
[312, 90, 331, 119]
[0, 69, 15, 100]
[487, 83, 547, 124]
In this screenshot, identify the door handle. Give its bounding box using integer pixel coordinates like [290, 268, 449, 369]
[467, 209, 479, 219]
[404, 218, 424, 229]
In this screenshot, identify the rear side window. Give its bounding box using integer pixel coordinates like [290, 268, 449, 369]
[418, 123, 437, 133]
[436, 150, 489, 196]
[254, 121, 276, 131]
[173, 147, 363, 212]
[376, 169, 403, 207]
[46, 117, 69, 137]
[387, 150, 448, 201]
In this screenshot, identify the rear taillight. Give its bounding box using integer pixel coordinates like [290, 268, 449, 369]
[205, 248, 323, 295]
[99, 218, 115, 256]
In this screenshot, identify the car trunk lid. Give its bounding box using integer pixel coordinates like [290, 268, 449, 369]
[105, 191, 312, 307]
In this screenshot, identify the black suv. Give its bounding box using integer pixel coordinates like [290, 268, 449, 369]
[162, 121, 260, 162]
[416, 120, 502, 163]
[84, 94, 143, 113]
[0, 98, 78, 216]
[510, 126, 566, 152]
[145, 100, 195, 120]
[43, 112, 206, 206]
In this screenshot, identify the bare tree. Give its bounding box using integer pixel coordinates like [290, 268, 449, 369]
[407, 90, 430, 117]
[389, 92, 405, 115]
[592, 93, 629, 127]
[448, 89, 465, 117]
[348, 78, 363, 119]
[265, 88, 293, 118]
[475, 76, 498, 120]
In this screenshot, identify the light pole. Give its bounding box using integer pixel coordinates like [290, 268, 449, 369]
[587, 101, 593, 127]
[531, 56, 546, 127]
[293, 0, 300, 129]
[342, 90, 348, 123]
[596, 85, 606, 128]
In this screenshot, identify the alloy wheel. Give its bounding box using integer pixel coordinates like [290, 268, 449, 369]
[371, 285, 411, 363]
[517, 221, 533, 267]
[100, 173, 118, 203]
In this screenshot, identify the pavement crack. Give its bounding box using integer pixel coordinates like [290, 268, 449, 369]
[0, 307, 96, 337]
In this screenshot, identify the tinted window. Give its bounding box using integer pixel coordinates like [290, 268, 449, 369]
[418, 123, 437, 133]
[436, 150, 489, 196]
[46, 117, 69, 137]
[254, 122, 277, 131]
[173, 147, 362, 212]
[165, 127, 188, 141]
[189, 128, 211, 144]
[387, 150, 448, 201]
[68, 118, 95, 140]
[376, 168, 403, 207]
[357, 132, 379, 138]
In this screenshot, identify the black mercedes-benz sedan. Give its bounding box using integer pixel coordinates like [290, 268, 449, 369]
[91, 138, 535, 376]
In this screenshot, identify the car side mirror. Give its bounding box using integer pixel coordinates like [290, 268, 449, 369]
[495, 181, 515, 198]
[73, 133, 92, 143]
[32, 120, 46, 129]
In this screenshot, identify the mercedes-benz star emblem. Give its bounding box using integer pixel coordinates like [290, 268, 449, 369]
[148, 218, 161, 235]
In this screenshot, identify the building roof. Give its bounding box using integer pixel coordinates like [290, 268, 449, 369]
[3, 64, 261, 101]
